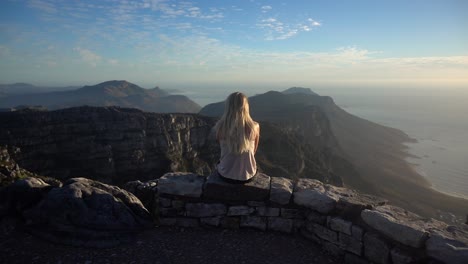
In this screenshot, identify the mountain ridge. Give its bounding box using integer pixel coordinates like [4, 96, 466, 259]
[0, 80, 200, 113]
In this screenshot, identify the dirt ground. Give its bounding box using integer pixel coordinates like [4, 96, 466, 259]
[0, 221, 337, 264]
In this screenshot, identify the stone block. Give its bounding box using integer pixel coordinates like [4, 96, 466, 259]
[336, 189, 386, 220]
[200, 217, 221, 227]
[269, 177, 293, 205]
[307, 222, 338, 243]
[363, 233, 390, 264]
[361, 205, 429, 248]
[351, 225, 364, 241]
[256, 207, 280, 217]
[300, 228, 321, 244]
[171, 199, 185, 209]
[293, 178, 338, 214]
[240, 216, 267, 231]
[344, 253, 369, 264]
[203, 172, 270, 201]
[267, 217, 293, 233]
[329, 217, 352, 235]
[426, 224, 468, 264]
[323, 241, 345, 257]
[339, 233, 362, 256]
[306, 210, 327, 225]
[227, 205, 255, 216]
[176, 218, 199, 228]
[159, 197, 172, 208]
[160, 208, 179, 217]
[158, 172, 205, 198]
[280, 208, 304, 219]
[391, 247, 421, 264]
[185, 203, 227, 217]
[293, 219, 305, 231]
[221, 217, 240, 229]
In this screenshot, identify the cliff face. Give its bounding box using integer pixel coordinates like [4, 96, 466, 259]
[0, 106, 341, 185]
[0, 107, 218, 185]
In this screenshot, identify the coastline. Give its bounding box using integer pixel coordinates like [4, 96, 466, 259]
[329, 106, 468, 222]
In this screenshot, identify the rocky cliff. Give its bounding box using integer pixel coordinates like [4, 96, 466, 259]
[0, 106, 341, 185]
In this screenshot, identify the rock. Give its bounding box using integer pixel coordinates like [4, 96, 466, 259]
[158, 197, 172, 207]
[351, 225, 364, 241]
[322, 241, 345, 257]
[220, 217, 240, 229]
[203, 172, 270, 201]
[328, 217, 352, 235]
[335, 188, 386, 220]
[426, 224, 468, 264]
[269, 177, 293, 205]
[159, 217, 177, 226]
[280, 208, 303, 219]
[227, 205, 255, 216]
[0, 177, 52, 216]
[361, 205, 429, 248]
[306, 210, 327, 225]
[22, 177, 153, 247]
[256, 207, 280, 217]
[175, 218, 199, 228]
[391, 247, 422, 264]
[185, 203, 227, 217]
[200, 217, 221, 227]
[306, 222, 338, 243]
[247, 201, 265, 207]
[344, 253, 369, 264]
[158, 172, 205, 198]
[267, 217, 293, 233]
[293, 178, 338, 214]
[240, 216, 267, 231]
[339, 233, 362, 256]
[363, 233, 390, 264]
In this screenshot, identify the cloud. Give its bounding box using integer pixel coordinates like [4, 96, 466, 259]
[27, 0, 57, 13]
[261, 5, 272, 13]
[74, 47, 102, 67]
[258, 17, 318, 40]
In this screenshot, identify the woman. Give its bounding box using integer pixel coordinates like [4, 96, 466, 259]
[214, 92, 260, 183]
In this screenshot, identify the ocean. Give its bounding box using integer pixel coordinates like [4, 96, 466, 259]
[179, 84, 468, 200]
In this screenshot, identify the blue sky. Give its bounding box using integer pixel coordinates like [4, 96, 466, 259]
[0, 0, 467, 88]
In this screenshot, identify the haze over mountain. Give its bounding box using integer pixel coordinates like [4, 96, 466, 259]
[0, 80, 201, 113]
[0, 83, 79, 97]
[200, 88, 468, 219]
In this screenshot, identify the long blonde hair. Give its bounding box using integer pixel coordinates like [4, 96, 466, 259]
[215, 92, 257, 154]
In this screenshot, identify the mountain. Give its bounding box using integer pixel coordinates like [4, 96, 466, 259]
[0, 80, 201, 113]
[199, 90, 468, 219]
[282, 87, 318, 96]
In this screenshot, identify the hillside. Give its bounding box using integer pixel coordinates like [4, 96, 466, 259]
[199, 89, 468, 220]
[0, 80, 201, 113]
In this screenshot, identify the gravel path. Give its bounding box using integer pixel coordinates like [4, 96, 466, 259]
[1, 222, 337, 264]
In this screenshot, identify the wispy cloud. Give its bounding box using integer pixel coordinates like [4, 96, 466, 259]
[74, 47, 102, 67]
[27, 0, 57, 13]
[257, 17, 321, 40]
[261, 5, 272, 13]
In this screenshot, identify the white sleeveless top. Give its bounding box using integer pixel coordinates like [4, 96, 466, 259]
[217, 139, 257, 181]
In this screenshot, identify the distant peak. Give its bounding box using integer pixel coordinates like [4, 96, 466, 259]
[282, 87, 318, 96]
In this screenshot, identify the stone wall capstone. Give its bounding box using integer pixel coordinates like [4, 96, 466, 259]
[125, 172, 468, 264]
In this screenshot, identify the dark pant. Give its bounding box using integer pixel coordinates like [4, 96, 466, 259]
[215, 169, 256, 184]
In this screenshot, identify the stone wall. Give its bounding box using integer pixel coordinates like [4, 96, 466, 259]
[125, 172, 468, 264]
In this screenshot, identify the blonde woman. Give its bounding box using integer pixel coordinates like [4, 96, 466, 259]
[214, 92, 260, 183]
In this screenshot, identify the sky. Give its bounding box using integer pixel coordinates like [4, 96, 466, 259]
[0, 0, 467, 88]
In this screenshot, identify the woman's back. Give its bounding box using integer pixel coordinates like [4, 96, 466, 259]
[215, 92, 260, 182]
